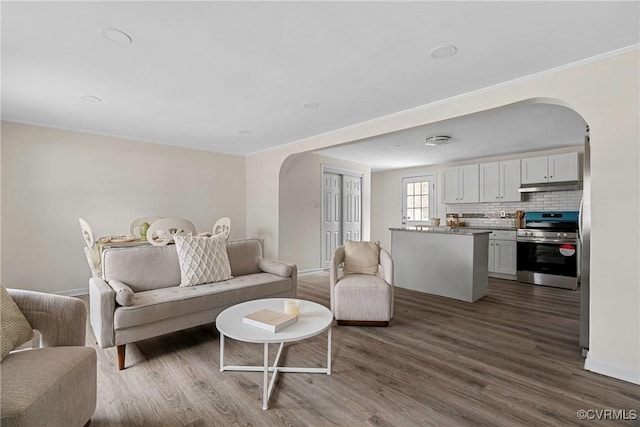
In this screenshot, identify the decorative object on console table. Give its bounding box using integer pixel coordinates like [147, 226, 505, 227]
[243, 309, 297, 332]
[212, 217, 231, 240]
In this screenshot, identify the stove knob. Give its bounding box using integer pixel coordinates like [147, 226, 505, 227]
[557, 233, 561, 237]
[563, 233, 568, 237]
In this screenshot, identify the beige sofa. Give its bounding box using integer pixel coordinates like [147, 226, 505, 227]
[89, 239, 296, 370]
[1, 289, 97, 427]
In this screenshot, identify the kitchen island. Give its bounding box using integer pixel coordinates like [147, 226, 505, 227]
[390, 227, 490, 302]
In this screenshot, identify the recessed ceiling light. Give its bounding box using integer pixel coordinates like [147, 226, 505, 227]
[429, 45, 457, 59]
[100, 27, 133, 44]
[302, 102, 320, 110]
[425, 135, 451, 146]
[80, 95, 102, 103]
[237, 130, 252, 135]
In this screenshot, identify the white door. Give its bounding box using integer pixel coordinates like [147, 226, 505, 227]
[321, 172, 362, 269]
[343, 175, 361, 242]
[402, 175, 436, 225]
[322, 173, 342, 269]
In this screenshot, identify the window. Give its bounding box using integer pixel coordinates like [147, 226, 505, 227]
[402, 175, 435, 225]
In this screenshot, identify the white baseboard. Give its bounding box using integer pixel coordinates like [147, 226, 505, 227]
[584, 352, 640, 385]
[298, 268, 324, 276]
[54, 287, 89, 297]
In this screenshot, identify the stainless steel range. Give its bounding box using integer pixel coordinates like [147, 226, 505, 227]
[516, 211, 579, 290]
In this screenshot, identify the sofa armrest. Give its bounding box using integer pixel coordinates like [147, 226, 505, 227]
[258, 258, 297, 298]
[379, 248, 394, 286]
[89, 277, 116, 348]
[329, 246, 345, 314]
[7, 289, 87, 347]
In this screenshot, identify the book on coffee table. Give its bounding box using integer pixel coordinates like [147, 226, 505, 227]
[243, 308, 297, 332]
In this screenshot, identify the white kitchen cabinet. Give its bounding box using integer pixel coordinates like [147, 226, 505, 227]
[521, 152, 579, 184]
[442, 164, 479, 203]
[479, 159, 521, 203]
[548, 152, 580, 182]
[488, 230, 517, 278]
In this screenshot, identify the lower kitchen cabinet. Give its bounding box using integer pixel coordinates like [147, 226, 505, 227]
[488, 230, 517, 278]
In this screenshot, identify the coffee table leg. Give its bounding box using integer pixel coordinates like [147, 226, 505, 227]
[263, 342, 269, 410]
[220, 333, 225, 372]
[327, 327, 332, 375]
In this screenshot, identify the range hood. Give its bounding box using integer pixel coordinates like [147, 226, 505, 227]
[518, 181, 583, 193]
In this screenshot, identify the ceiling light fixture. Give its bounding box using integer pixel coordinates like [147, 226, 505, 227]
[429, 44, 457, 59]
[80, 95, 102, 103]
[237, 130, 252, 135]
[302, 102, 320, 110]
[425, 135, 451, 146]
[100, 27, 133, 44]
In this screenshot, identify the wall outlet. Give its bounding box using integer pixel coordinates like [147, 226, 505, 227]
[500, 210, 506, 218]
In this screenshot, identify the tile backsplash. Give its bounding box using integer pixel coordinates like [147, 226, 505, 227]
[445, 190, 583, 228]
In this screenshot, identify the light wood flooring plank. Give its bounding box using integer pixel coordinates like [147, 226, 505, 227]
[80, 273, 640, 426]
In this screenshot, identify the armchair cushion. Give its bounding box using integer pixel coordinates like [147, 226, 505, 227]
[343, 240, 380, 275]
[0, 285, 34, 361]
[174, 234, 232, 287]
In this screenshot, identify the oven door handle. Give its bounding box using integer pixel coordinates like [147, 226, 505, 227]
[517, 238, 577, 244]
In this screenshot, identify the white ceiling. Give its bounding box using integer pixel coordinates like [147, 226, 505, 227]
[317, 102, 588, 171]
[2, 2, 639, 166]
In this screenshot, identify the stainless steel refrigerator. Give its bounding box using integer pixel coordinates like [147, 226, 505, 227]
[579, 127, 591, 356]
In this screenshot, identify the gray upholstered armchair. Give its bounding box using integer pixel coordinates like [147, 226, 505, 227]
[1, 289, 97, 427]
[330, 243, 394, 326]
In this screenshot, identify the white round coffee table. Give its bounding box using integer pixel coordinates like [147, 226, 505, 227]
[216, 298, 333, 410]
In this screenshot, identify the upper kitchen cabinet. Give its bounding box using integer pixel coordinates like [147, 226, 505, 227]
[479, 159, 521, 203]
[443, 164, 479, 204]
[521, 152, 580, 184]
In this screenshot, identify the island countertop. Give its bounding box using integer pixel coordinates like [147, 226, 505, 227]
[389, 227, 492, 236]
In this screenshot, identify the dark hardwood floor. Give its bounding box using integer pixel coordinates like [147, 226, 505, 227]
[82, 274, 640, 426]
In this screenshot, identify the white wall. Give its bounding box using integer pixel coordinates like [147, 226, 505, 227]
[246, 49, 639, 384]
[1, 122, 247, 294]
[278, 152, 370, 271]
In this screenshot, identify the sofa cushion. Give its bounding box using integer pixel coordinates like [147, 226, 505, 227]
[227, 239, 262, 276]
[108, 280, 135, 306]
[174, 234, 232, 287]
[0, 285, 34, 361]
[113, 274, 293, 330]
[343, 240, 380, 275]
[0, 347, 96, 427]
[102, 245, 181, 292]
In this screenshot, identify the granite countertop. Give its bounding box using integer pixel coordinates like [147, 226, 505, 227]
[389, 227, 492, 235]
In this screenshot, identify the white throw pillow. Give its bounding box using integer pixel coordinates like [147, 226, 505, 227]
[174, 234, 232, 287]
